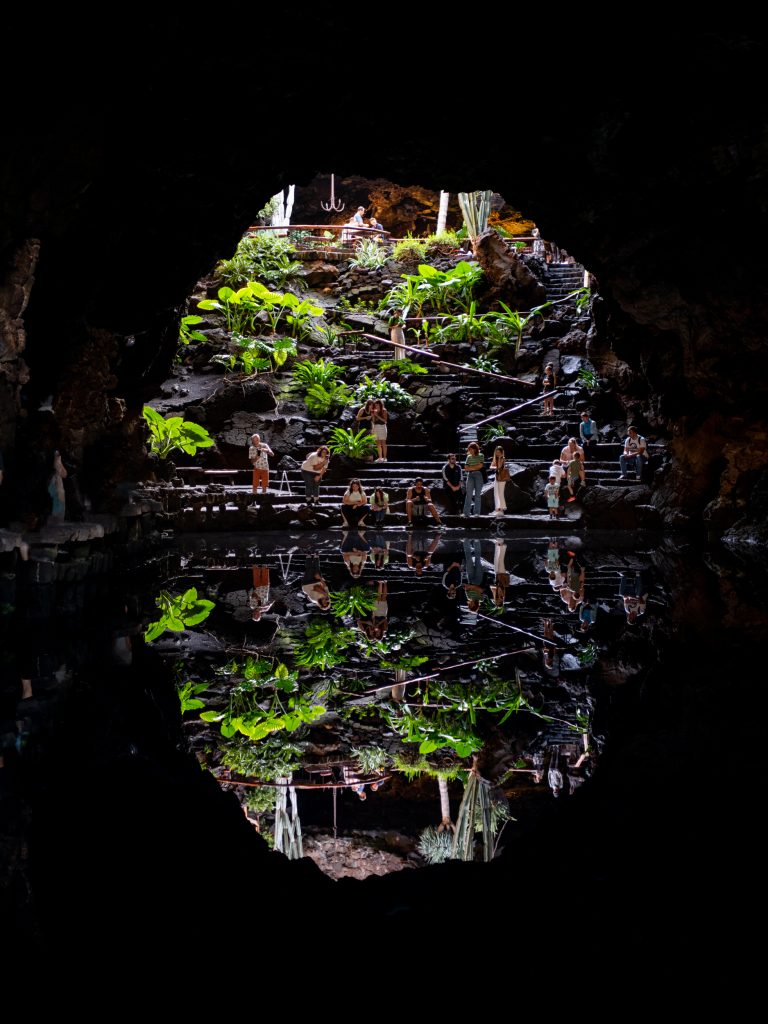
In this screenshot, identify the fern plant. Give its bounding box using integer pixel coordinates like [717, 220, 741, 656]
[327, 427, 378, 459]
[292, 359, 345, 389]
[304, 381, 354, 416]
[215, 234, 304, 290]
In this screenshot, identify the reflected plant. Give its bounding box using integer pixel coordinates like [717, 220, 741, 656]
[219, 735, 303, 779]
[418, 826, 453, 865]
[144, 588, 216, 642]
[244, 787, 277, 815]
[293, 622, 356, 671]
[330, 585, 376, 619]
[199, 662, 326, 741]
[351, 745, 389, 775]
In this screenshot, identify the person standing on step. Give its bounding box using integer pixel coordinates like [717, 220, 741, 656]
[565, 450, 586, 502]
[491, 445, 508, 516]
[545, 475, 561, 518]
[406, 478, 443, 528]
[579, 411, 598, 449]
[301, 445, 330, 505]
[463, 442, 485, 517]
[371, 399, 388, 462]
[249, 433, 274, 495]
[618, 425, 648, 480]
[441, 452, 463, 515]
[341, 478, 370, 529]
[390, 312, 406, 361]
[541, 364, 557, 417]
[356, 400, 375, 442]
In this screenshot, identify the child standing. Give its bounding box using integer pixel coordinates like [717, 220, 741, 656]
[545, 475, 560, 518]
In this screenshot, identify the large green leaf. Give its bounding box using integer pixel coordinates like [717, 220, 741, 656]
[199, 710, 225, 723]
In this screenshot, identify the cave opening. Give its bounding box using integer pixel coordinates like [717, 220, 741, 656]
[2, 26, 767, 978]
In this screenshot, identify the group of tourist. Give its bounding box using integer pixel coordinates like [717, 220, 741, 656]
[249, 411, 650, 525]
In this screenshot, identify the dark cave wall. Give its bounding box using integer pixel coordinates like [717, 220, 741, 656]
[2, 26, 767, 530]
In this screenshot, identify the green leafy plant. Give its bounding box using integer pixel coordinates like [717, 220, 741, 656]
[576, 640, 599, 667]
[142, 406, 215, 459]
[293, 621, 356, 671]
[210, 332, 296, 375]
[144, 588, 216, 642]
[244, 787, 277, 815]
[219, 735, 303, 780]
[329, 585, 376, 619]
[395, 261, 483, 316]
[377, 357, 428, 376]
[577, 367, 599, 390]
[468, 354, 500, 374]
[199, 662, 326, 741]
[379, 655, 429, 671]
[393, 237, 427, 264]
[425, 230, 462, 248]
[418, 826, 453, 865]
[351, 745, 389, 775]
[353, 375, 413, 411]
[304, 380, 354, 416]
[348, 238, 390, 270]
[478, 420, 512, 444]
[178, 314, 207, 346]
[487, 301, 552, 358]
[198, 282, 322, 340]
[177, 680, 208, 713]
[215, 234, 304, 290]
[292, 358, 345, 390]
[326, 427, 378, 460]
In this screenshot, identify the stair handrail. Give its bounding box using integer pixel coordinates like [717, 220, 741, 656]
[462, 386, 572, 432]
[337, 331, 535, 388]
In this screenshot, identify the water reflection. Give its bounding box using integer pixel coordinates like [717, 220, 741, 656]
[161, 531, 666, 877]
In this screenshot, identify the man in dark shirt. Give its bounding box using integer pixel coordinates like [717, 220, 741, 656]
[441, 453, 463, 514]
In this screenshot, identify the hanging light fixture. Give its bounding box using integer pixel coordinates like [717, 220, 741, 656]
[321, 172, 345, 213]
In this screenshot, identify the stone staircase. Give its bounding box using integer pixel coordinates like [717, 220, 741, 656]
[545, 263, 585, 300]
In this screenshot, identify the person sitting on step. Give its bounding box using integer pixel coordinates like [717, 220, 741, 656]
[618, 425, 647, 480]
[560, 437, 585, 465]
[406, 478, 442, 528]
[579, 411, 598, 448]
[341, 478, 370, 529]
